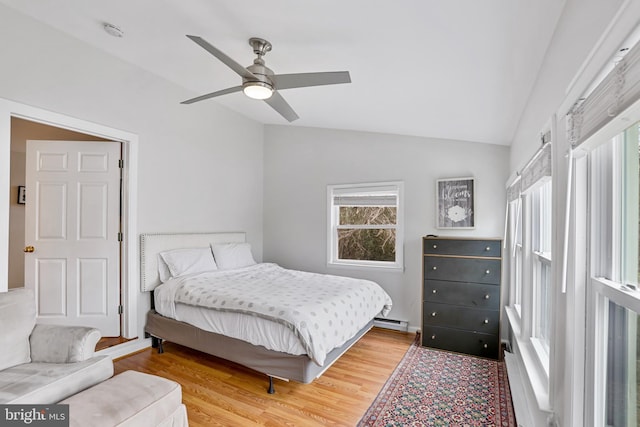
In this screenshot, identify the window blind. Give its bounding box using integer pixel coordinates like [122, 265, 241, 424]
[520, 141, 552, 193]
[567, 39, 640, 148]
[507, 176, 521, 202]
[333, 195, 397, 206]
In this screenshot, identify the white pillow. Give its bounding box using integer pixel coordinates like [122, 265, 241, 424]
[159, 247, 217, 278]
[157, 254, 172, 283]
[210, 242, 256, 270]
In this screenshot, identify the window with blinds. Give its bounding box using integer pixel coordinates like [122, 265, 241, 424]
[564, 33, 640, 425]
[327, 182, 404, 269]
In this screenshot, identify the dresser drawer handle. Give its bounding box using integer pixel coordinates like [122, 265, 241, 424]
[432, 289, 437, 294]
[433, 244, 437, 249]
[431, 312, 437, 317]
[431, 335, 436, 340]
[483, 319, 489, 324]
[432, 266, 437, 270]
[484, 294, 490, 300]
[485, 269, 491, 274]
[485, 246, 491, 251]
[483, 344, 488, 349]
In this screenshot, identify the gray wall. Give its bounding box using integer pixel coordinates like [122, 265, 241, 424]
[510, 0, 626, 170]
[0, 4, 264, 339]
[263, 125, 509, 329]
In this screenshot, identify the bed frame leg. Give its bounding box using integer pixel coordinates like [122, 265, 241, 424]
[267, 376, 275, 394]
[151, 336, 164, 354]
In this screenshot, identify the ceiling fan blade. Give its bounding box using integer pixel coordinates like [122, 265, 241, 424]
[181, 85, 243, 104]
[264, 91, 299, 122]
[272, 71, 351, 90]
[186, 35, 257, 80]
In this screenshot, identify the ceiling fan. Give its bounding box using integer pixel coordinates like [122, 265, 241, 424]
[181, 35, 351, 122]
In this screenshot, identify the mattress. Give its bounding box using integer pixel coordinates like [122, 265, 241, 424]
[153, 263, 392, 365]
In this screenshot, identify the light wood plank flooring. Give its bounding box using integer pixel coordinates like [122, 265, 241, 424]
[96, 336, 135, 351]
[113, 327, 415, 427]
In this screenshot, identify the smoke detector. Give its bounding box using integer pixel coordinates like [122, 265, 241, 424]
[103, 23, 124, 38]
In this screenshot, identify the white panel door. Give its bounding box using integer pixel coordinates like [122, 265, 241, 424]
[25, 140, 121, 336]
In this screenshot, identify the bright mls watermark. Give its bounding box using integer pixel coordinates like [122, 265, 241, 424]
[0, 405, 68, 426]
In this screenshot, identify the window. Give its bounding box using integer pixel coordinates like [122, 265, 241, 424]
[508, 197, 523, 314]
[507, 176, 523, 316]
[327, 182, 403, 270]
[504, 141, 552, 408]
[588, 121, 640, 426]
[531, 180, 552, 363]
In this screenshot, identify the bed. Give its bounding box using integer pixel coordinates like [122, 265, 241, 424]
[140, 232, 392, 393]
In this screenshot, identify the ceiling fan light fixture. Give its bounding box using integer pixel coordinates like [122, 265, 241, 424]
[243, 81, 274, 100]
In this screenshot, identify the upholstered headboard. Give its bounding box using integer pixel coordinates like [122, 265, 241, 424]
[139, 232, 246, 292]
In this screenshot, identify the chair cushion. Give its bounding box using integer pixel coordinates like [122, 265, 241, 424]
[0, 356, 113, 404]
[0, 289, 36, 371]
[60, 370, 185, 427]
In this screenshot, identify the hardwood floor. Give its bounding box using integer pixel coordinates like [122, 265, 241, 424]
[96, 336, 136, 351]
[113, 327, 415, 427]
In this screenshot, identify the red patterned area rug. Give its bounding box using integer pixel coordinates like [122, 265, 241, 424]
[359, 334, 516, 426]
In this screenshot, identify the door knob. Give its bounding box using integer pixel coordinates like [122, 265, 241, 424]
[24, 246, 35, 253]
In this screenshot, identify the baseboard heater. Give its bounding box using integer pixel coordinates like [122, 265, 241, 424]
[373, 317, 409, 332]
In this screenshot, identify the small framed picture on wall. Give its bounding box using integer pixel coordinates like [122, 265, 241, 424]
[17, 186, 25, 205]
[436, 177, 474, 229]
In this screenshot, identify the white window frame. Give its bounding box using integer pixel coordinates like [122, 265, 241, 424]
[509, 198, 523, 316]
[505, 166, 553, 412]
[327, 181, 404, 271]
[585, 125, 640, 426]
[531, 179, 552, 368]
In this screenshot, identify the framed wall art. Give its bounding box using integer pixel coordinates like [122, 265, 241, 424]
[436, 177, 474, 229]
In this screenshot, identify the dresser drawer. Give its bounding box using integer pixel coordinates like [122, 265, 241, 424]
[421, 325, 499, 359]
[424, 280, 499, 308]
[424, 238, 501, 257]
[423, 302, 499, 334]
[424, 257, 501, 285]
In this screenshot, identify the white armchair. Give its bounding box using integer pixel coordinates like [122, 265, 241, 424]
[0, 288, 113, 404]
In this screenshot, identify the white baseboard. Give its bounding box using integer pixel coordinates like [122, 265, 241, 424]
[505, 351, 532, 427]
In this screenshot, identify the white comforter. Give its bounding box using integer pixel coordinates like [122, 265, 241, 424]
[154, 263, 392, 365]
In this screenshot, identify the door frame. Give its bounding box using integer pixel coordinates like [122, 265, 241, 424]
[0, 98, 139, 338]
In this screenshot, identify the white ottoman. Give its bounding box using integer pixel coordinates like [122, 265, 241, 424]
[60, 370, 188, 427]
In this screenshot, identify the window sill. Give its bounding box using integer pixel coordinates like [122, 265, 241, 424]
[327, 261, 404, 273]
[327, 260, 404, 272]
[505, 306, 552, 413]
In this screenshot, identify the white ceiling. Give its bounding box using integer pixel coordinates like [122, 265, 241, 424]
[0, 0, 566, 145]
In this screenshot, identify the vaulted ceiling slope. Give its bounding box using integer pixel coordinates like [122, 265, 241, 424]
[0, 0, 566, 145]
